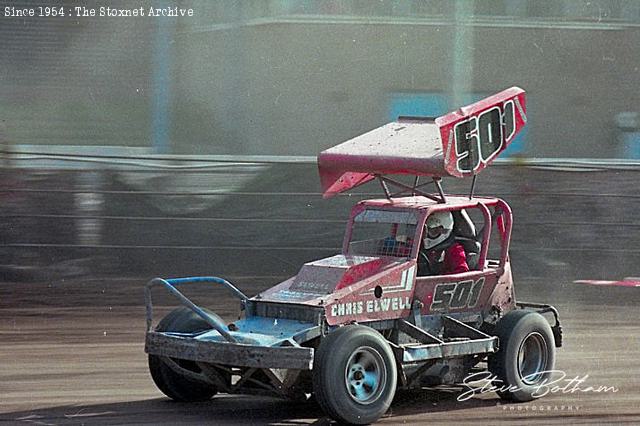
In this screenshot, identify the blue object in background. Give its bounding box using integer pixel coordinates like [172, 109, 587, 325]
[389, 92, 527, 157]
[621, 132, 640, 159]
[389, 93, 449, 119]
[615, 112, 640, 159]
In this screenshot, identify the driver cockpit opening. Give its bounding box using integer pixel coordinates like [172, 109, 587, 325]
[417, 208, 484, 276]
[416, 204, 510, 276]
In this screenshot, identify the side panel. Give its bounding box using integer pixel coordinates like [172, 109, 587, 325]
[325, 261, 417, 326]
[413, 269, 500, 315]
[486, 261, 516, 315]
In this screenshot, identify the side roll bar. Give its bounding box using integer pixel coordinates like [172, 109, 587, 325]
[145, 276, 249, 343]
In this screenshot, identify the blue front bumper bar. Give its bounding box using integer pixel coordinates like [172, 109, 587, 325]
[145, 276, 249, 343]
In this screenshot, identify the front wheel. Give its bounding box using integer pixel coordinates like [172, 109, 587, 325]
[148, 307, 219, 402]
[313, 325, 397, 425]
[488, 309, 556, 402]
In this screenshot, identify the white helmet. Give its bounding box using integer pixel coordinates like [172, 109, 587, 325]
[424, 211, 454, 249]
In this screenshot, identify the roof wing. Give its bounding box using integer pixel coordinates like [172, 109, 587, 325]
[318, 87, 526, 198]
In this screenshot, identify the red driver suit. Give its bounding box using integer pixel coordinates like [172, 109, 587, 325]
[427, 242, 469, 275]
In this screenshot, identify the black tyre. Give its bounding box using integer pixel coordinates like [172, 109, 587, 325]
[488, 309, 556, 402]
[313, 325, 397, 425]
[149, 307, 218, 402]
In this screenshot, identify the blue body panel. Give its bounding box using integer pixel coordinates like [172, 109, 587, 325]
[190, 316, 318, 347]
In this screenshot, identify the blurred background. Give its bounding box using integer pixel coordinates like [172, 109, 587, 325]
[1, 0, 639, 292]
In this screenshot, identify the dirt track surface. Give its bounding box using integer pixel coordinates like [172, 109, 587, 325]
[2, 278, 640, 425]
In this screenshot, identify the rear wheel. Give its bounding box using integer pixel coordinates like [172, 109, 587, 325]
[313, 325, 397, 425]
[148, 307, 218, 402]
[488, 309, 556, 402]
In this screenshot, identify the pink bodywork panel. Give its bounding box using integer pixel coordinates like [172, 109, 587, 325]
[318, 118, 446, 198]
[257, 254, 402, 305]
[324, 261, 417, 325]
[323, 261, 515, 326]
[255, 196, 516, 326]
[317, 87, 526, 197]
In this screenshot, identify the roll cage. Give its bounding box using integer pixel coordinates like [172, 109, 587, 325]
[343, 196, 512, 271]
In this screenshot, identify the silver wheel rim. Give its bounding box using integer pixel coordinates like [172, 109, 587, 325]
[517, 332, 548, 385]
[344, 346, 387, 405]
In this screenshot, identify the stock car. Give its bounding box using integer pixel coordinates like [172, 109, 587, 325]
[144, 87, 562, 425]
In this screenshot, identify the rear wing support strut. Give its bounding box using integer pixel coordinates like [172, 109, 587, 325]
[469, 175, 478, 200]
[376, 175, 446, 203]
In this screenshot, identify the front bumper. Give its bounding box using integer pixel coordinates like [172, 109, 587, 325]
[145, 331, 315, 370]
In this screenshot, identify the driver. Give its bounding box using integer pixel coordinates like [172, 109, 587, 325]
[419, 211, 469, 275]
